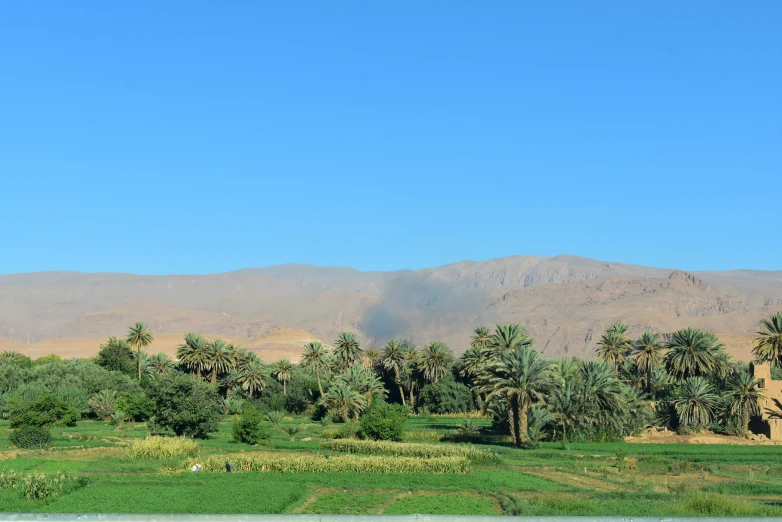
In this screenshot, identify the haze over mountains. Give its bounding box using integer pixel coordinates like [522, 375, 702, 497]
[1, 255, 781, 361]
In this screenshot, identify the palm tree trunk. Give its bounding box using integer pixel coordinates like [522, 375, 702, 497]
[341, 405, 348, 423]
[508, 402, 518, 447]
[283, 381, 287, 396]
[518, 400, 529, 445]
[409, 387, 415, 409]
[137, 347, 141, 381]
[315, 368, 324, 396]
[742, 410, 750, 436]
[393, 368, 406, 406]
[211, 367, 217, 384]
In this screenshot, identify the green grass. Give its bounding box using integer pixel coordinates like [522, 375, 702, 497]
[5, 415, 782, 515]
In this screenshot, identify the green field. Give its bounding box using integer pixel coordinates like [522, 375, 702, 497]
[2, 415, 782, 516]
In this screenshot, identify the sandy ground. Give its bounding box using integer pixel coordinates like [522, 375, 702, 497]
[626, 427, 782, 445]
[0, 328, 321, 363]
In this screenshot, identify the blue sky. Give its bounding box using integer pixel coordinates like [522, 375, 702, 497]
[1, 2, 779, 275]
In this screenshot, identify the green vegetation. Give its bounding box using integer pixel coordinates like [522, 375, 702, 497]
[0, 314, 781, 514]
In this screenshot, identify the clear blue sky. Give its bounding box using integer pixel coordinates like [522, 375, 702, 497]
[1, 2, 779, 275]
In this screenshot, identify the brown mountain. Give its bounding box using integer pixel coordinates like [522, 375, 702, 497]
[1, 255, 780, 361]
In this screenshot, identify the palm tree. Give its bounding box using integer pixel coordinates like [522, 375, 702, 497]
[363, 348, 381, 370]
[336, 364, 387, 410]
[148, 353, 176, 375]
[236, 360, 267, 398]
[727, 372, 765, 434]
[634, 331, 665, 393]
[176, 333, 213, 380]
[207, 339, 236, 384]
[127, 322, 153, 381]
[319, 382, 367, 423]
[300, 341, 329, 395]
[752, 312, 782, 366]
[271, 359, 294, 395]
[131, 350, 153, 378]
[89, 389, 117, 420]
[477, 345, 556, 447]
[381, 339, 407, 405]
[664, 327, 727, 383]
[673, 376, 719, 430]
[490, 323, 533, 358]
[595, 323, 632, 376]
[470, 326, 492, 351]
[334, 332, 363, 371]
[418, 342, 453, 384]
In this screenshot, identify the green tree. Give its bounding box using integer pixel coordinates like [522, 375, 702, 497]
[236, 360, 267, 398]
[477, 345, 556, 447]
[147, 353, 176, 375]
[88, 389, 117, 420]
[176, 333, 212, 380]
[271, 359, 294, 395]
[232, 403, 269, 444]
[673, 376, 719, 430]
[320, 382, 367, 422]
[359, 401, 408, 441]
[664, 327, 728, 383]
[300, 341, 329, 396]
[752, 312, 782, 366]
[147, 373, 222, 438]
[595, 323, 633, 376]
[94, 337, 135, 375]
[207, 339, 236, 384]
[418, 342, 453, 384]
[334, 332, 363, 371]
[727, 372, 765, 435]
[470, 326, 492, 351]
[634, 331, 665, 393]
[127, 322, 154, 381]
[381, 339, 407, 405]
[490, 323, 533, 358]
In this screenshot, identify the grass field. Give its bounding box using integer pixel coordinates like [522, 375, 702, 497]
[2, 415, 782, 515]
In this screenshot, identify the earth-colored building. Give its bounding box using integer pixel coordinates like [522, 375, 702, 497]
[750, 363, 782, 440]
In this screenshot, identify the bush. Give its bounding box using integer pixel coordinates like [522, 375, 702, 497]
[94, 337, 136, 375]
[418, 378, 475, 414]
[8, 393, 80, 428]
[115, 391, 155, 422]
[21, 473, 73, 500]
[359, 402, 408, 441]
[9, 425, 52, 449]
[233, 404, 270, 445]
[147, 373, 222, 438]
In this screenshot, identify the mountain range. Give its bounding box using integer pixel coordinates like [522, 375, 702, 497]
[1, 255, 781, 361]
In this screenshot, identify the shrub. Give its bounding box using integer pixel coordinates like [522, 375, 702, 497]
[188, 453, 469, 474]
[265, 410, 285, 426]
[89, 389, 117, 420]
[95, 337, 136, 375]
[115, 391, 155, 422]
[320, 439, 501, 465]
[418, 378, 475, 414]
[110, 410, 127, 427]
[9, 393, 80, 428]
[233, 404, 270, 445]
[359, 401, 408, 441]
[123, 436, 199, 459]
[281, 424, 301, 441]
[222, 397, 243, 415]
[21, 473, 73, 500]
[9, 425, 52, 449]
[147, 373, 222, 438]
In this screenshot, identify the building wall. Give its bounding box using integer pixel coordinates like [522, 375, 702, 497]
[750, 363, 782, 439]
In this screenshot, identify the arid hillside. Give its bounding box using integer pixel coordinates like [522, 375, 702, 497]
[0, 255, 780, 360]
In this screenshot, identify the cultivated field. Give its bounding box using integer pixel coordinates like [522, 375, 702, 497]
[3, 415, 782, 516]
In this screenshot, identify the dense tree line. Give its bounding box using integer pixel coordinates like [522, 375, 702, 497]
[1, 312, 780, 447]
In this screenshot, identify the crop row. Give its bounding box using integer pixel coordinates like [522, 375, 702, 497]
[320, 439, 501, 465]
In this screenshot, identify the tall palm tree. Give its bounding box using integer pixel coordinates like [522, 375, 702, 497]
[334, 332, 363, 371]
[271, 359, 294, 395]
[418, 342, 453, 384]
[664, 327, 727, 383]
[634, 331, 665, 393]
[207, 339, 236, 384]
[727, 372, 765, 434]
[673, 376, 719, 430]
[399, 360, 419, 408]
[477, 345, 556, 447]
[148, 352, 176, 375]
[236, 360, 267, 397]
[127, 322, 153, 381]
[381, 339, 407, 405]
[595, 323, 632, 376]
[490, 323, 533, 358]
[131, 350, 153, 379]
[470, 326, 492, 351]
[363, 348, 381, 370]
[336, 364, 387, 410]
[319, 382, 367, 423]
[458, 347, 488, 405]
[300, 341, 329, 395]
[752, 312, 782, 366]
[176, 333, 212, 380]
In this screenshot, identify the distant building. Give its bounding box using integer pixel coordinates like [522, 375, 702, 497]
[750, 363, 782, 439]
